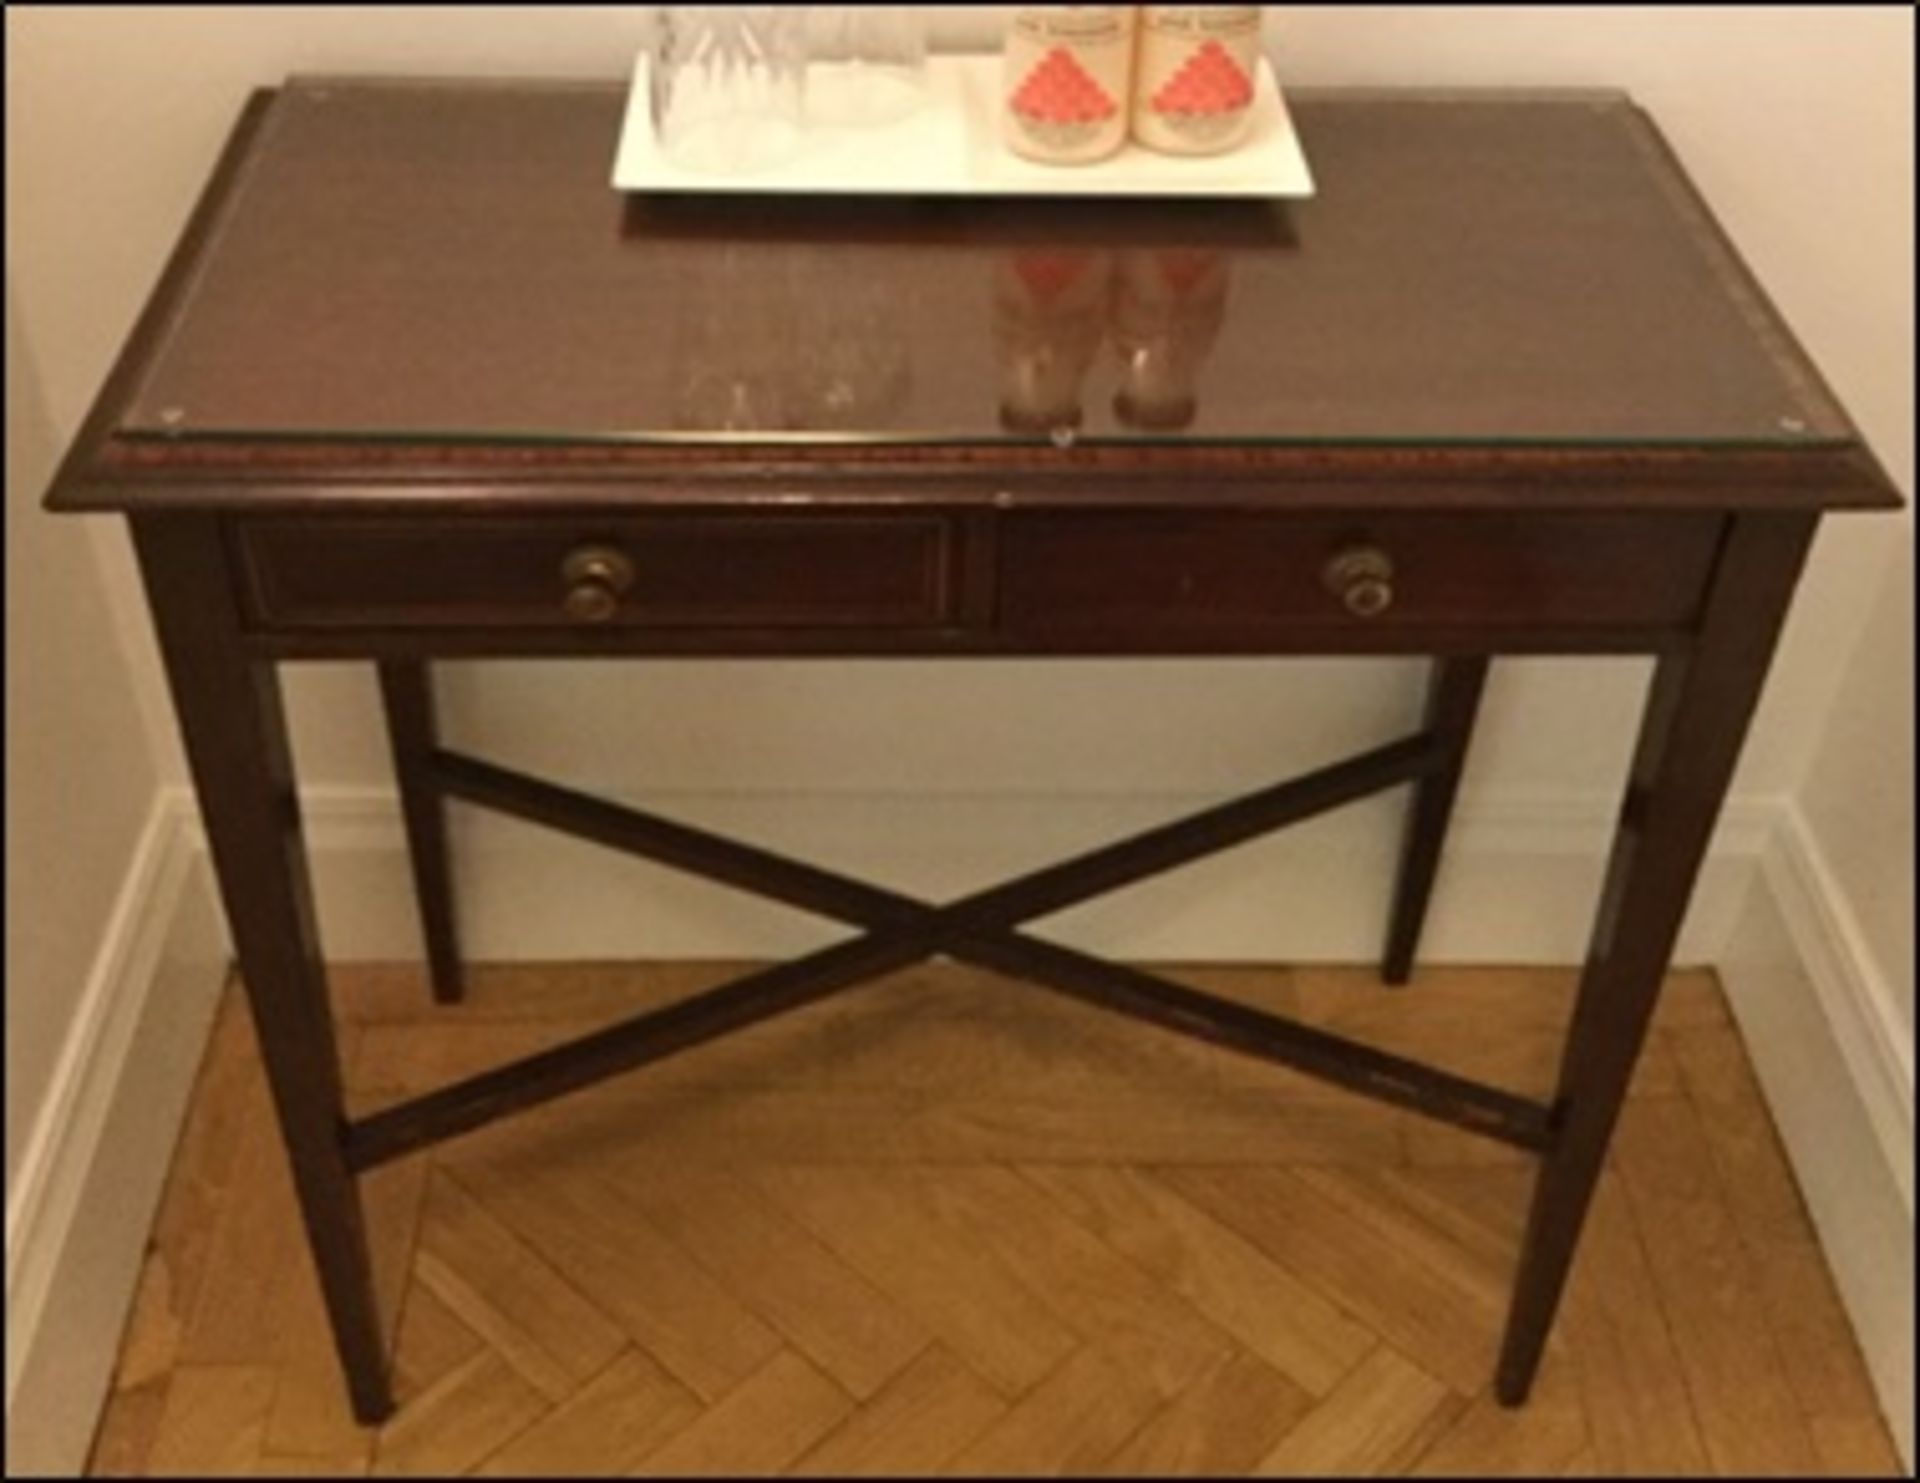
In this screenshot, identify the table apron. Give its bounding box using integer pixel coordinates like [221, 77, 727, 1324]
[224, 507, 1728, 656]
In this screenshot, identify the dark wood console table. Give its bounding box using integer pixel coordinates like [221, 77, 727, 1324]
[46, 79, 1898, 1424]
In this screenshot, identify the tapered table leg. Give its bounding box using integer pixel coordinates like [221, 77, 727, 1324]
[1383, 655, 1490, 984]
[378, 660, 464, 1003]
[133, 514, 394, 1424]
[1495, 512, 1817, 1404]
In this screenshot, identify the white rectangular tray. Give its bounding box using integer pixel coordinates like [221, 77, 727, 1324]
[614, 51, 1313, 199]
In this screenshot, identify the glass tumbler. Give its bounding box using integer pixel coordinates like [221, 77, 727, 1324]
[652, 7, 809, 175]
[809, 7, 928, 126]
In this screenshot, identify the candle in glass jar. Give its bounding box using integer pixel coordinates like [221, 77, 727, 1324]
[1002, 7, 1136, 165]
[1130, 6, 1263, 156]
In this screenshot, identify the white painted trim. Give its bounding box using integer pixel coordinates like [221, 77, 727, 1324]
[1452, 787, 1776, 860]
[1721, 810, 1916, 1467]
[288, 782, 1772, 966]
[5, 797, 191, 1328]
[1765, 800, 1915, 1212]
[288, 782, 1782, 853]
[3, 796, 228, 1471]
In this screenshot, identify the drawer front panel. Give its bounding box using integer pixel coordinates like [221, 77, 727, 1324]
[998, 512, 1722, 636]
[237, 515, 959, 630]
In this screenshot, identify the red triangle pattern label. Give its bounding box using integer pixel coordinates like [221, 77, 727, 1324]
[1012, 46, 1119, 124]
[1151, 40, 1254, 117]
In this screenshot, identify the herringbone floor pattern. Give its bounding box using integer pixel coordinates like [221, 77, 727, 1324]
[88, 960, 1899, 1476]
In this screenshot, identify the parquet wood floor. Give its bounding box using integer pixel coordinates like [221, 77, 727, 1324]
[87, 961, 1900, 1477]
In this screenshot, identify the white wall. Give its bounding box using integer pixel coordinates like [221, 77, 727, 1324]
[1724, 515, 1915, 1465]
[4, 272, 230, 1471]
[1802, 537, 1916, 1038]
[3, 280, 160, 1187]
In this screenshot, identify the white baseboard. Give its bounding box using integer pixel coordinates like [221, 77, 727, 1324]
[295, 783, 1771, 967]
[3, 798, 228, 1476]
[1721, 804, 1915, 1468]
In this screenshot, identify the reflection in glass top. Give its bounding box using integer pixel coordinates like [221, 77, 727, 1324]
[122, 79, 1848, 448]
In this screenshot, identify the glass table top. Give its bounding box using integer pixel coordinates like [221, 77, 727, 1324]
[120, 79, 1850, 450]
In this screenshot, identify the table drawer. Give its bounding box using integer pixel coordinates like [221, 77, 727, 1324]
[236, 514, 959, 630]
[999, 512, 1722, 637]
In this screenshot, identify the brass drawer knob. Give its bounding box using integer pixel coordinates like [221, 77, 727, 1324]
[1323, 545, 1395, 618]
[561, 544, 635, 623]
